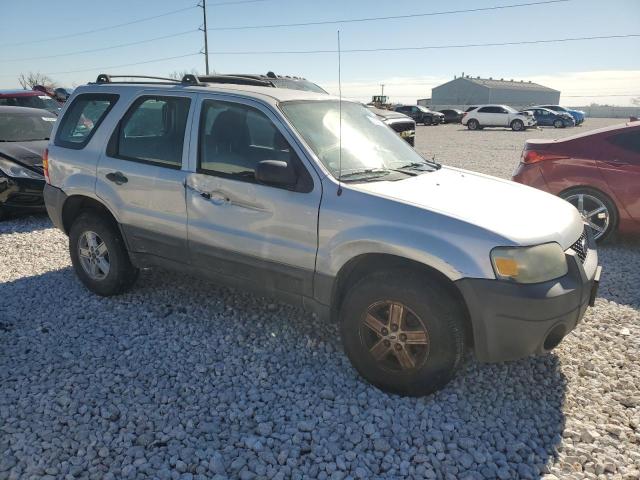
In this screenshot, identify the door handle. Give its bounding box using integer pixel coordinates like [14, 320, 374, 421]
[106, 171, 128, 185]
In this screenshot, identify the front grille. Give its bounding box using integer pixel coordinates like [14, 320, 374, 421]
[390, 121, 415, 133]
[569, 228, 588, 263]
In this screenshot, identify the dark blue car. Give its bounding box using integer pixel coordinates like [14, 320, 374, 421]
[531, 105, 585, 125]
[525, 107, 575, 128]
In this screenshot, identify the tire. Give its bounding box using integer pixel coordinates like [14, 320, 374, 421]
[511, 119, 524, 131]
[424, 116, 431, 126]
[467, 119, 479, 131]
[340, 269, 466, 396]
[560, 188, 618, 242]
[69, 212, 139, 296]
[553, 119, 564, 128]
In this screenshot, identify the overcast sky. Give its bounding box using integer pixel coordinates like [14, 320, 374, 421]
[1, 0, 639, 105]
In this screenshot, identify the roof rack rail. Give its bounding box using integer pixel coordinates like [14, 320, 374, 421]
[94, 74, 206, 86]
[198, 74, 271, 87]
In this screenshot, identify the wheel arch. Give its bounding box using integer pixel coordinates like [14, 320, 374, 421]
[61, 195, 127, 245]
[329, 253, 474, 347]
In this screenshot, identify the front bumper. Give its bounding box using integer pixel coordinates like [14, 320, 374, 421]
[0, 173, 45, 213]
[456, 231, 600, 362]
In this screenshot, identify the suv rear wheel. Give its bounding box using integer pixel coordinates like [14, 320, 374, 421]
[69, 212, 139, 296]
[340, 270, 466, 396]
[467, 119, 480, 130]
[553, 119, 564, 128]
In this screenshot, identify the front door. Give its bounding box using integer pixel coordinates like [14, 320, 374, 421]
[185, 95, 322, 301]
[96, 92, 195, 263]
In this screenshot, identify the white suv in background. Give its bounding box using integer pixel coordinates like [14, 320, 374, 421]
[462, 104, 537, 131]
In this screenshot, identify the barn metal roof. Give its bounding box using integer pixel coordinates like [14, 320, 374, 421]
[438, 77, 559, 93]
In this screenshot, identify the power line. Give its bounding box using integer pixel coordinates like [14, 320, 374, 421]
[0, 4, 198, 47]
[207, 34, 640, 55]
[2, 30, 200, 63]
[0, 52, 201, 78]
[207, 0, 570, 31]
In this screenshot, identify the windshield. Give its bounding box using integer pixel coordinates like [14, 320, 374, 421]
[417, 106, 431, 113]
[503, 105, 518, 113]
[0, 111, 55, 141]
[271, 78, 328, 94]
[0, 95, 60, 114]
[280, 100, 432, 178]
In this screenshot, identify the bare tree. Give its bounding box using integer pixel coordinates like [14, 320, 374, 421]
[168, 69, 200, 80]
[17, 72, 56, 90]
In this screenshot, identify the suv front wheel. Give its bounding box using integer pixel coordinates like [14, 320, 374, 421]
[69, 212, 139, 296]
[340, 270, 466, 396]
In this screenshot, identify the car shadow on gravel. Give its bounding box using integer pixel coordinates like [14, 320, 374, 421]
[1, 266, 569, 478]
[0, 213, 52, 234]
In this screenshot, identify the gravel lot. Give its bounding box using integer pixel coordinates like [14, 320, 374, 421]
[2, 118, 639, 480]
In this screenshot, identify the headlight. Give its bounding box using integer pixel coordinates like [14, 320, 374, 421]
[0, 158, 44, 180]
[491, 243, 568, 283]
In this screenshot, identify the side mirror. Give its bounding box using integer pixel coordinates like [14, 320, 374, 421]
[255, 160, 298, 187]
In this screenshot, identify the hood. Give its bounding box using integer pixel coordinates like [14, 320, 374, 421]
[0, 140, 48, 171]
[351, 167, 583, 249]
[370, 108, 412, 121]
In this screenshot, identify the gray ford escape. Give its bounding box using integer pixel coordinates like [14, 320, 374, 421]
[43, 74, 601, 396]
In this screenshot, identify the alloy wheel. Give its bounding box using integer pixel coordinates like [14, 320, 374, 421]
[360, 300, 430, 372]
[78, 231, 110, 280]
[564, 193, 610, 240]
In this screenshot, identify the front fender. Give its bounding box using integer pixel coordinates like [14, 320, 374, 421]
[319, 224, 488, 282]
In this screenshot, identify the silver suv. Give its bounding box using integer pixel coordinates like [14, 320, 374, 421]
[44, 74, 601, 396]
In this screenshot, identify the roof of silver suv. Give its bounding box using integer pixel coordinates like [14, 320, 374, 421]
[84, 74, 336, 106]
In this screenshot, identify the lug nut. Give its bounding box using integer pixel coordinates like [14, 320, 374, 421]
[381, 327, 388, 336]
[394, 343, 402, 351]
[383, 340, 391, 347]
[399, 333, 407, 342]
[391, 324, 398, 332]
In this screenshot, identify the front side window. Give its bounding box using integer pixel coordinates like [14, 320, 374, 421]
[199, 99, 295, 179]
[116, 96, 191, 168]
[55, 93, 118, 149]
[281, 100, 433, 178]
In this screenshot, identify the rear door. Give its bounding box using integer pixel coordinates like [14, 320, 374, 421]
[184, 94, 322, 301]
[96, 92, 196, 263]
[598, 128, 640, 222]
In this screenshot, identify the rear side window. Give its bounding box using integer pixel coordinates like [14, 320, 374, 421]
[608, 130, 640, 155]
[55, 93, 118, 149]
[113, 96, 191, 169]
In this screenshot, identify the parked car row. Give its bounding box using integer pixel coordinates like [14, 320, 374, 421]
[388, 103, 582, 131]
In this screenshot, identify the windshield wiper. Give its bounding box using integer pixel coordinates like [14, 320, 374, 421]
[339, 168, 391, 182]
[398, 155, 442, 171]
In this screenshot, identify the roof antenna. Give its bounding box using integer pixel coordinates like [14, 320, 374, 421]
[337, 30, 343, 197]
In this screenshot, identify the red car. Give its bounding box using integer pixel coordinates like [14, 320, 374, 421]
[0, 89, 61, 115]
[512, 121, 640, 241]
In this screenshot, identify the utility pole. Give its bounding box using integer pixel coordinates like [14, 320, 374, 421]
[199, 0, 210, 75]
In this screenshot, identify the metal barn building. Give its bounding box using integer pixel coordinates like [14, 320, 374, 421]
[431, 75, 560, 108]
